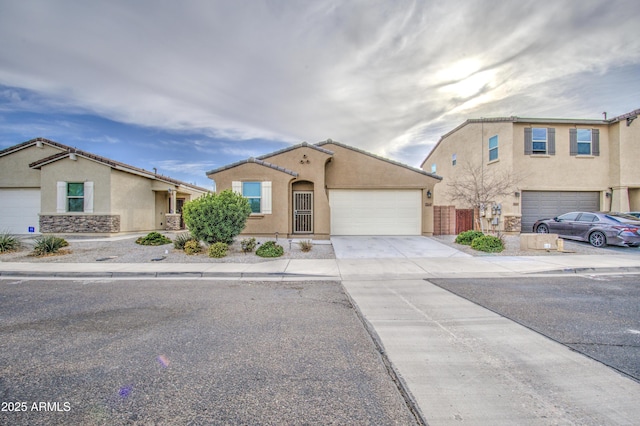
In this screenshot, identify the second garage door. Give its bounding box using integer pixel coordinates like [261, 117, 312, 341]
[0, 188, 41, 234]
[329, 189, 421, 235]
[521, 191, 600, 233]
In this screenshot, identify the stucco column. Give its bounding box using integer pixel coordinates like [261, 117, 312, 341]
[610, 187, 630, 212]
[169, 189, 177, 214]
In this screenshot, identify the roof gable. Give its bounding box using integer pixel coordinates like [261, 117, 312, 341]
[2, 137, 209, 193]
[206, 157, 299, 177]
[317, 139, 441, 180]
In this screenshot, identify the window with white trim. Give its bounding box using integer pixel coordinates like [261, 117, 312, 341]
[577, 129, 592, 155]
[242, 182, 261, 213]
[532, 128, 547, 154]
[232, 181, 272, 214]
[488, 135, 498, 161]
[56, 181, 94, 213]
[67, 183, 84, 212]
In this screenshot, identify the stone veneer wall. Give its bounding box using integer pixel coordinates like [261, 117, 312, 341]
[503, 215, 521, 233]
[40, 215, 120, 233]
[165, 214, 182, 231]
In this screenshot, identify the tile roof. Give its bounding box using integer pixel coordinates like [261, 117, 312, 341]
[206, 157, 299, 177]
[7, 137, 209, 193]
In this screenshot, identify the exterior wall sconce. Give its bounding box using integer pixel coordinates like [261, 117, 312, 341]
[514, 191, 520, 198]
[426, 190, 432, 198]
[605, 192, 611, 198]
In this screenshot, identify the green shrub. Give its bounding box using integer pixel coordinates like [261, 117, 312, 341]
[470, 235, 504, 253]
[184, 239, 202, 255]
[0, 231, 21, 253]
[455, 230, 484, 245]
[183, 190, 252, 244]
[298, 240, 313, 252]
[136, 232, 172, 246]
[174, 232, 196, 250]
[241, 237, 257, 253]
[256, 241, 284, 258]
[208, 242, 228, 258]
[32, 235, 69, 256]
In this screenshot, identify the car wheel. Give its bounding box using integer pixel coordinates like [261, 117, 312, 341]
[536, 224, 549, 233]
[589, 231, 606, 247]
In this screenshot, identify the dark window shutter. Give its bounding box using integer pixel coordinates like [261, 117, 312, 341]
[548, 128, 555, 155]
[524, 128, 532, 155]
[592, 129, 600, 156]
[569, 128, 577, 156]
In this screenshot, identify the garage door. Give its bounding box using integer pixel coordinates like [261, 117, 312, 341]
[329, 189, 421, 235]
[0, 189, 41, 234]
[521, 191, 600, 233]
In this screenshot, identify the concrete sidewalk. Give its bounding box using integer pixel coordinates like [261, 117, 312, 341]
[2, 253, 640, 279]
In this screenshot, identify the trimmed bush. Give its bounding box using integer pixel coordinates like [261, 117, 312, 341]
[184, 239, 202, 255]
[298, 240, 313, 252]
[0, 231, 21, 253]
[256, 241, 284, 258]
[182, 190, 252, 244]
[471, 235, 504, 253]
[174, 232, 196, 250]
[32, 235, 69, 256]
[208, 242, 228, 258]
[136, 232, 172, 246]
[241, 237, 257, 253]
[455, 230, 484, 245]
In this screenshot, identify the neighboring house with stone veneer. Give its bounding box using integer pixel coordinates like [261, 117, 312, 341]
[421, 108, 640, 234]
[0, 138, 209, 234]
[207, 140, 441, 239]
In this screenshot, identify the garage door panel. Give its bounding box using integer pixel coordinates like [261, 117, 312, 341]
[330, 190, 421, 235]
[0, 189, 41, 234]
[521, 191, 599, 233]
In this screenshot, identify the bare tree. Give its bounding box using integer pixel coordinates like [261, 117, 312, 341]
[446, 161, 524, 231]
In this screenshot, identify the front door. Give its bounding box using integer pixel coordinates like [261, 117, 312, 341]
[293, 191, 313, 234]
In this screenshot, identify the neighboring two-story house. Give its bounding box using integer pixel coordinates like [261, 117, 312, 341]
[421, 109, 640, 234]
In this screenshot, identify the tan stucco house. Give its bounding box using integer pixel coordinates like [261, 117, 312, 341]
[0, 137, 209, 235]
[421, 108, 640, 234]
[207, 139, 441, 239]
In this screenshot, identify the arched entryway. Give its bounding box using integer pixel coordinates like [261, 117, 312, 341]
[292, 181, 314, 234]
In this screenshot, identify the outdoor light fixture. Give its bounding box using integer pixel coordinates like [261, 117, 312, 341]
[514, 191, 520, 198]
[426, 190, 432, 198]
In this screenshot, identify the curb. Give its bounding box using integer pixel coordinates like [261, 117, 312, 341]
[0, 270, 341, 280]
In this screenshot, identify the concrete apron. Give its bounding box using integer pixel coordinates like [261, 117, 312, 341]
[342, 278, 640, 425]
[331, 236, 472, 259]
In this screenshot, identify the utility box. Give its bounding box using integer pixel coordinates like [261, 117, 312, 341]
[520, 233, 559, 250]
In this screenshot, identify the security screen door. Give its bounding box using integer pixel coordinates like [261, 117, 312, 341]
[293, 191, 313, 233]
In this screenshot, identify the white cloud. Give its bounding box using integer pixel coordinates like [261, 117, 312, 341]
[0, 0, 639, 166]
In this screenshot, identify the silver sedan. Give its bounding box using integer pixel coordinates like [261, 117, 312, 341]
[533, 212, 640, 247]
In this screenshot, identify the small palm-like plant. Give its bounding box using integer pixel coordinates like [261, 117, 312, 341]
[32, 235, 69, 256]
[0, 231, 21, 253]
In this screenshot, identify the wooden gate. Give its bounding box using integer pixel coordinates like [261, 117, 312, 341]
[293, 191, 313, 233]
[455, 209, 474, 234]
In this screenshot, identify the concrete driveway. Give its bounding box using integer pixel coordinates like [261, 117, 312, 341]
[331, 236, 471, 259]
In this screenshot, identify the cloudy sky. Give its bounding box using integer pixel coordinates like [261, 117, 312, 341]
[1, 0, 639, 188]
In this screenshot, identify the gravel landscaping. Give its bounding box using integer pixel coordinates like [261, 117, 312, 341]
[0, 233, 335, 263]
[0, 231, 631, 264]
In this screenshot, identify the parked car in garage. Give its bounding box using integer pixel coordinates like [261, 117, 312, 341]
[533, 212, 640, 247]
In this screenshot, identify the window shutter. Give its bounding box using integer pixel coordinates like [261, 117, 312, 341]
[592, 129, 600, 156]
[84, 181, 94, 213]
[524, 128, 532, 155]
[232, 181, 242, 194]
[57, 182, 66, 213]
[548, 128, 555, 155]
[261, 181, 272, 214]
[569, 129, 578, 156]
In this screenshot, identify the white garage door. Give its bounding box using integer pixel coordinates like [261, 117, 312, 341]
[330, 189, 421, 235]
[0, 189, 41, 234]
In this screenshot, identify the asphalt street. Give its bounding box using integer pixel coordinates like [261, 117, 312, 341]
[429, 274, 640, 382]
[0, 279, 418, 425]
